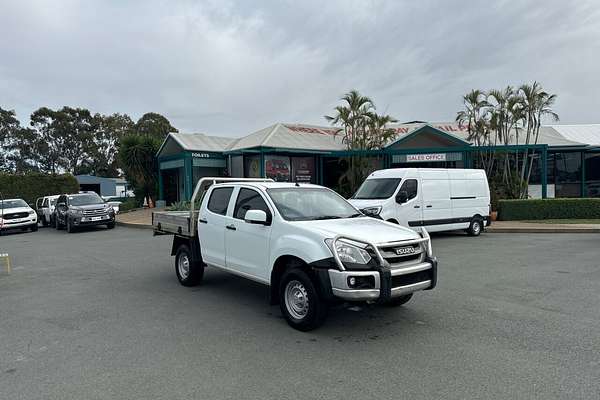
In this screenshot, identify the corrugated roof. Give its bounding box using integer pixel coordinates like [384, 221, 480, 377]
[158, 122, 599, 156]
[386, 122, 588, 147]
[226, 123, 345, 152]
[547, 124, 600, 146]
[170, 132, 238, 152]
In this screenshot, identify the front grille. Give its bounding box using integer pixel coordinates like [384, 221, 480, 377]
[377, 243, 425, 268]
[391, 269, 431, 288]
[2, 212, 29, 220]
[83, 208, 106, 215]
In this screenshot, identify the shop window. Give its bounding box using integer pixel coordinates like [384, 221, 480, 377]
[554, 152, 581, 197]
[585, 153, 600, 197]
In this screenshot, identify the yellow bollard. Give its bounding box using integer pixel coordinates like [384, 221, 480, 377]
[0, 253, 9, 274]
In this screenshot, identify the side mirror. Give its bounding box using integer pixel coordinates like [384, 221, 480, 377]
[244, 209, 268, 225]
[396, 191, 408, 204]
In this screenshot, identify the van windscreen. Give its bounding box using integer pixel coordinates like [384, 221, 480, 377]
[352, 178, 401, 200]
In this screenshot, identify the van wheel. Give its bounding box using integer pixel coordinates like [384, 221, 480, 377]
[41, 218, 48, 227]
[467, 218, 483, 236]
[175, 244, 204, 286]
[279, 269, 328, 331]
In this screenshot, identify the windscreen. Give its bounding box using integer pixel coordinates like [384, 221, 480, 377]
[0, 199, 28, 209]
[267, 187, 360, 221]
[69, 194, 104, 206]
[352, 178, 401, 199]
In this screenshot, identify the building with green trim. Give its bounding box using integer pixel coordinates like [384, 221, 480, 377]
[157, 122, 600, 204]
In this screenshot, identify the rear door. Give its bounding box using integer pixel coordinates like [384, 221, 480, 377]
[225, 187, 272, 282]
[198, 186, 234, 268]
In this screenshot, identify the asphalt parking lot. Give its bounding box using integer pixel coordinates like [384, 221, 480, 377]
[1, 226, 599, 399]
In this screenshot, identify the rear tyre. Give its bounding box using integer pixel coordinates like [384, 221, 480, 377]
[41, 217, 48, 227]
[385, 293, 413, 307]
[279, 268, 328, 331]
[467, 218, 483, 236]
[175, 244, 204, 286]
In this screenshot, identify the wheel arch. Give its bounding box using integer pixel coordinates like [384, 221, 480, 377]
[270, 255, 309, 305]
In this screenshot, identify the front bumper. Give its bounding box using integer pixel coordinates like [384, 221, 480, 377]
[72, 214, 114, 226]
[328, 258, 437, 302]
[0, 216, 37, 230]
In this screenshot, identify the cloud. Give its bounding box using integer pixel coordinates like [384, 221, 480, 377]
[1, 0, 599, 136]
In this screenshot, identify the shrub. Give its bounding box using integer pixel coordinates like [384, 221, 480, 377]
[167, 201, 190, 211]
[498, 198, 600, 220]
[119, 198, 140, 213]
[0, 173, 79, 205]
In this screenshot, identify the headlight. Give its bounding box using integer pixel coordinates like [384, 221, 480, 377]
[71, 209, 83, 216]
[420, 227, 433, 257]
[361, 206, 382, 216]
[28, 210, 35, 215]
[326, 239, 372, 265]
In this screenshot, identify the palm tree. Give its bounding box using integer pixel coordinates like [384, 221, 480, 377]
[119, 134, 161, 207]
[325, 90, 397, 195]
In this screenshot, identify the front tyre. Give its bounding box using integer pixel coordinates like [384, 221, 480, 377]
[175, 244, 204, 286]
[30, 223, 38, 232]
[107, 222, 115, 229]
[279, 269, 328, 331]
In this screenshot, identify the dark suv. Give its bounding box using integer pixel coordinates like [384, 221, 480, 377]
[54, 192, 116, 233]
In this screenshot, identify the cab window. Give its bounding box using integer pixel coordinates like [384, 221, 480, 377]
[399, 179, 418, 200]
[207, 187, 234, 215]
[233, 188, 271, 221]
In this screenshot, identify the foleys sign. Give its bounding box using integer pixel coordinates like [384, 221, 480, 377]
[406, 153, 446, 162]
[192, 153, 210, 158]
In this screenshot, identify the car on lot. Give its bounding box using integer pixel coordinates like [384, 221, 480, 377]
[35, 195, 59, 227]
[54, 192, 116, 233]
[0, 198, 38, 235]
[349, 168, 491, 236]
[153, 178, 437, 331]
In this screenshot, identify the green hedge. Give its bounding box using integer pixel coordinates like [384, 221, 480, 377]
[498, 198, 600, 220]
[0, 173, 79, 205]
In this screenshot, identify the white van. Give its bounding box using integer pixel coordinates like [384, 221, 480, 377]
[348, 168, 491, 236]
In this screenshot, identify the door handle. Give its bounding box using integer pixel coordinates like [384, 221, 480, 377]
[414, 205, 420, 209]
[226, 224, 236, 231]
[426, 205, 432, 208]
[199, 219, 207, 224]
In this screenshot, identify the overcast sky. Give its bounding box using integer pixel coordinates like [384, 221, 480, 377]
[1, 0, 599, 136]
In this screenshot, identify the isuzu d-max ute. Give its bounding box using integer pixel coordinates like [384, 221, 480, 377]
[153, 178, 438, 331]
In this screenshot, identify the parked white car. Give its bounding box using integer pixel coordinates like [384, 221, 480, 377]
[153, 178, 438, 331]
[349, 168, 491, 236]
[0, 198, 38, 234]
[35, 195, 59, 227]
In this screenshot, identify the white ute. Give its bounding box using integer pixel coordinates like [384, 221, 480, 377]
[153, 178, 438, 331]
[0, 198, 38, 235]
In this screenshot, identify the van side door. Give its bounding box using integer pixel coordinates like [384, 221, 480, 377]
[394, 178, 422, 227]
[224, 187, 272, 282]
[421, 170, 453, 232]
[198, 186, 235, 268]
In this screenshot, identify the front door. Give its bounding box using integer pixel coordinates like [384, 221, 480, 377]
[225, 187, 272, 282]
[395, 178, 422, 227]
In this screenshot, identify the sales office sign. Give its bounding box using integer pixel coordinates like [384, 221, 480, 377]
[406, 153, 446, 162]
